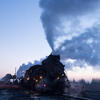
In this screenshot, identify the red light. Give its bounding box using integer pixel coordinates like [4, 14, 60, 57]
[43, 84, 46, 87]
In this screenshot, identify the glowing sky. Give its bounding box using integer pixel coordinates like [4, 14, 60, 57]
[0, 0, 100, 80]
[0, 0, 51, 78]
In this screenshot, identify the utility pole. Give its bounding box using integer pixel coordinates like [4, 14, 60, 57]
[15, 67, 17, 79]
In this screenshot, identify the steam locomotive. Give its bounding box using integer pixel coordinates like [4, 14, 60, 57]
[21, 54, 70, 94]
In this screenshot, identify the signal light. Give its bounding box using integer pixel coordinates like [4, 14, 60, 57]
[43, 84, 46, 87]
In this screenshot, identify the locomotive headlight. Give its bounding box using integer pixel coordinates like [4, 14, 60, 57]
[40, 76, 43, 79]
[27, 77, 30, 81]
[62, 74, 64, 76]
[35, 80, 38, 83]
[57, 76, 60, 80]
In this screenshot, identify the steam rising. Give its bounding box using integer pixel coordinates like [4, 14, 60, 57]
[40, 0, 100, 67]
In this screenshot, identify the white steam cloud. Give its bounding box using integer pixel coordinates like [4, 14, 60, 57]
[40, 0, 100, 67]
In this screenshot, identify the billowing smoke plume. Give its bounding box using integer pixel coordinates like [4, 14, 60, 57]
[17, 58, 45, 78]
[40, 0, 100, 67]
